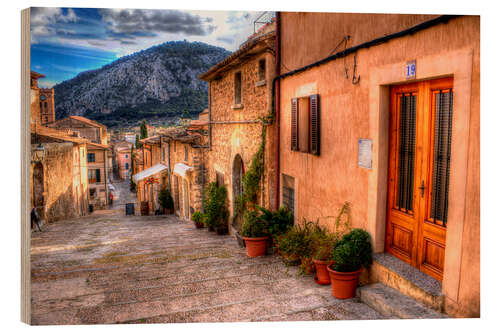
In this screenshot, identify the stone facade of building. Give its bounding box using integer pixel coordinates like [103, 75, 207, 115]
[200, 23, 277, 231]
[30, 71, 89, 224]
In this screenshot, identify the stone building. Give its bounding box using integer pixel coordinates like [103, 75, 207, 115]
[132, 126, 208, 218]
[87, 142, 110, 209]
[29, 71, 89, 224]
[274, 13, 479, 317]
[38, 88, 55, 125]
[199, 20, 277, 232]
[113, 141, 133, 180]
[30, 70, 56, 125]
[47, 116, 110, 209]
[30, 124, 89, 223]
[48, 115, 109, 145]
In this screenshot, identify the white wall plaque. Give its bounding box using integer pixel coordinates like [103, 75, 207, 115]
[405, 60, 416, 80]
[358, 139, 372, 169]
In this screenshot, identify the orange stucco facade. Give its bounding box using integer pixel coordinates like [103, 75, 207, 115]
[278, 14, 479, 317]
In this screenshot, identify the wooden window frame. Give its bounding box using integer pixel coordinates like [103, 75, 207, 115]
[291, 94, 320, 155]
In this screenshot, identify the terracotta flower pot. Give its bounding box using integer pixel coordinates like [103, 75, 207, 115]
[242, 236, 268, 258]
[326, 265, 362, 299]
[194, 221, 204, 229]
[313, 259, 332, 285]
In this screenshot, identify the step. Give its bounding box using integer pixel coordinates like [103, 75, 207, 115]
[358, 283, 447, 319]
[366, 253, 445, 312]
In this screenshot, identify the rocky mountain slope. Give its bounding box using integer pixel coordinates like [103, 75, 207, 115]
[54, 41, 231, 128]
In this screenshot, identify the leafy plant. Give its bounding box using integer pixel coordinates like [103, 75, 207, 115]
[192, 211, 206, 228]
[192, 211, 205, 223]
[257, 205, 293, 239]
[240, 210, 269, 238]
[158, 187, 174, 210]
[275, 220, 314, 259]
[203, 182, 228, 229]
[330, 229, 373, 272]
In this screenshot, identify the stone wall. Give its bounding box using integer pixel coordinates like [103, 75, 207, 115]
[31, 143, 82, 223]
[206, 50, 276, 226]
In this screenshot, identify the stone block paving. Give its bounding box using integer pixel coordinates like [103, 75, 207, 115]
[30, 210, 388, 325]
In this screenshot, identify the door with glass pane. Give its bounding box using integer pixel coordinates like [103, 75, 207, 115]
[386, 78, 453, 280]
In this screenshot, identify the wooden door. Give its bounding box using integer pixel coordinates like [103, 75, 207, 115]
[386, 78, 453, 281]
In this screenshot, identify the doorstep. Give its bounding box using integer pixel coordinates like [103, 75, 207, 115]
[363, 253, 445, 313]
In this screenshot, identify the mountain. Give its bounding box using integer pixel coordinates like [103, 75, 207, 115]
[53, 41, 231, 128]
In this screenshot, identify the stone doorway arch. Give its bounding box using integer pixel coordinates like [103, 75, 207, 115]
[232, 154, 244, 230]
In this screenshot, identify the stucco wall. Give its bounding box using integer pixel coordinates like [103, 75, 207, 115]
[279, 14, 479, 317]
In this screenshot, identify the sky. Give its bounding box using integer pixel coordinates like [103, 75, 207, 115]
[30, 7, 267, 88]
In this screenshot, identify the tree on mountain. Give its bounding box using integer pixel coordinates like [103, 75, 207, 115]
[140, 120, 148, 139]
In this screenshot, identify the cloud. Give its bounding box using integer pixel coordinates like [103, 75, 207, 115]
[99, 8, 216, 38]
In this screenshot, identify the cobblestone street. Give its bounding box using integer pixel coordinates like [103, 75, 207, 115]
[30, 183, 387, 324]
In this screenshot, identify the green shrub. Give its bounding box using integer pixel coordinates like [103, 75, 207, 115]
[240, 210, 268, 238]
[192, 211, 205, 224]
[203, 182, 228, 228]
[275, 220, 314, 258]
[257, 205, 293, 239]
[331, 229, 372, 272]
[158, 187, 174, 210]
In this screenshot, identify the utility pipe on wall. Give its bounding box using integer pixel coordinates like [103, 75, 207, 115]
[274, 11, 281, 210]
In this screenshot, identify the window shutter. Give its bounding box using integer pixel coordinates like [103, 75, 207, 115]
[309, 94, 320, 155]
[291, 98, 298, 151]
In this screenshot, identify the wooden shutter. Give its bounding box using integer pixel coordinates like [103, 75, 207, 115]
[309, 94, 320, 155]
[291, 98, 298, 151]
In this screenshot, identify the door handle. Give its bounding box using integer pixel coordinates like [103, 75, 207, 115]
[418, 180, 426, 198]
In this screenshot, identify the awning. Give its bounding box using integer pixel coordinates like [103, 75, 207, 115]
[173, 163, 194, 178]
[132, 163, 168, 183]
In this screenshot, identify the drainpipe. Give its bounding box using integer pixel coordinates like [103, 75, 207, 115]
[274, 11, 281, 210]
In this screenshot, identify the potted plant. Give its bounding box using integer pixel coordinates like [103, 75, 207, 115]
[327, 229, 372, 299]
[311, 232, 338, 285]
[240, 210, 269, 257]
[192, 211, 205, 229]
[274, 221, 312, 267]
[158, 186, 174, 214]
[203, 182, 227, 232]
[257, 205, 293, 254]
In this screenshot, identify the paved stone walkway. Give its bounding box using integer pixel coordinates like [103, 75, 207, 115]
[30, 209, 387, 325]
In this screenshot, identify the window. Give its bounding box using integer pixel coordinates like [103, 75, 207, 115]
[125, 154, 128, 158]
[291, 95, 320, 155]
[88, 169, 101, 183]
[125, 163, 129, 170]
[88, 153, 95, 163]
[89, 188, 96, 198]
[258, 59, 266, 81]
[184, 146, 188, 161]
[234, 72, 242, 105]
[282, 174, 295, 218]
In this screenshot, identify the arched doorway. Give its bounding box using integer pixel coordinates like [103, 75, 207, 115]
[232, 154, 244, 230]
[32, 162, 44, 218]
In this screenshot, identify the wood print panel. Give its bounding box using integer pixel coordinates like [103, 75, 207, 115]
[390, 223, 413, 258]
[421, 237, 445, 274]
